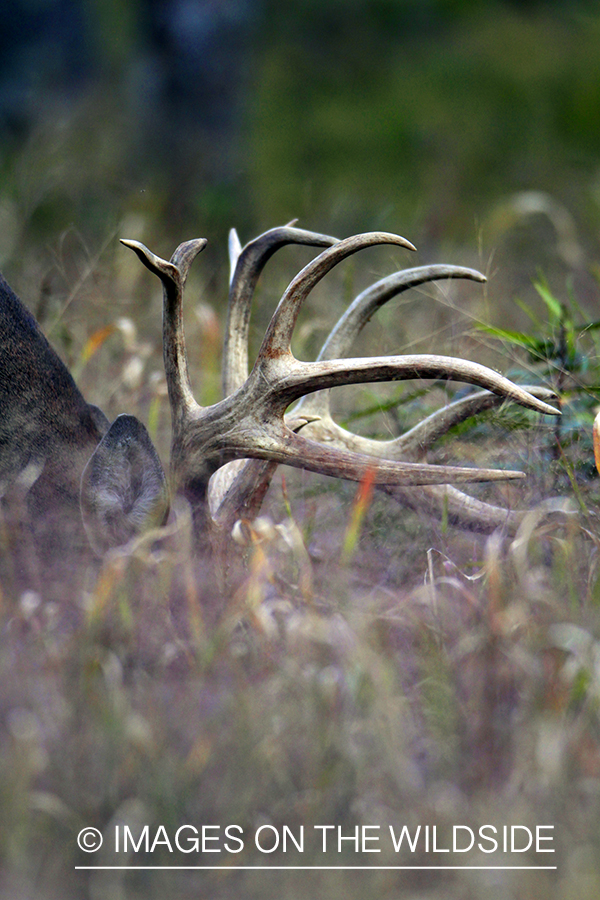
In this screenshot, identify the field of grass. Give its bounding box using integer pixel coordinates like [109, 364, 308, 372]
[3, 2, 600, 898]
[1, 204, 600, 899]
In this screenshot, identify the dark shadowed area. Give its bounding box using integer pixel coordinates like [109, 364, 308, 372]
[2, 1, 600, 898]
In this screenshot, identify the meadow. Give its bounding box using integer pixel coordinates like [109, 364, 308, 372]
[2, 2, 600, 898]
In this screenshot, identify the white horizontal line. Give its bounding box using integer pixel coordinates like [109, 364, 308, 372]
[75, 865, 557, 871]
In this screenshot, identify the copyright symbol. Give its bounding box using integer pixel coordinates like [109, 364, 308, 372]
[77, 827, 103, 852]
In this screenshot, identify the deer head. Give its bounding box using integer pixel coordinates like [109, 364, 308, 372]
[0, 272, 168, 574]
[0, 224, 559, 581]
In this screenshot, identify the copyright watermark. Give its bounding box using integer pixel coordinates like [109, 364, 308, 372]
[74, 822, 555, 857]
[74, 823, 558, 872]
[77, 827, 103, 852]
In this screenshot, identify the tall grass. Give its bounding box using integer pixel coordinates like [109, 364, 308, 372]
[2, 219, 600, 899]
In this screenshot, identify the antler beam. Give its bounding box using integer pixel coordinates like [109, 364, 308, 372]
[123, 226, 560, 543]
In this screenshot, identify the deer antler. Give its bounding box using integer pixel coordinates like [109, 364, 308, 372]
[290, 261, 558, 531]
[122, 225, 560, 544]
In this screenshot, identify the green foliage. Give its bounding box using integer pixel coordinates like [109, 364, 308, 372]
[478, 277, 598, 379]
[476, 274, 600, 487]
[3, 1, 600, 265]
[248, 3, 600, 236]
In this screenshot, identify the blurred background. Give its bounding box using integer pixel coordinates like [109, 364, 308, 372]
[0, 0, 598, 392]
[2, 0, 600, 260]
[1, 0, 600, 444]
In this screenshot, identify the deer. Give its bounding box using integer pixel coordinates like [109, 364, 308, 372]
[0, 223, 559, 594]
[0, 270, 169, 596]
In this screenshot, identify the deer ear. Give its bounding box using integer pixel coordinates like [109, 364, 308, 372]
[80, 414, 169, 556]
[87, 403, 111, 436]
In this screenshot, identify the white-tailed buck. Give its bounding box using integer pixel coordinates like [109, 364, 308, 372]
[0, 224, 559, 587]
[0, 271, 168, 594]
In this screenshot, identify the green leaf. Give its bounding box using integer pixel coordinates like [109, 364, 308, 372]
[533, 279, 563, 321]
[475, 323, 542, 353]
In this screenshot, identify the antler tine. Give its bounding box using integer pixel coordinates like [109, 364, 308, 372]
[396, 384, 558, 458]
[256, 232, 416, 361]
[318, 264, 486, 365]
[277, 258, 557, 533]
[238, 423, 526, 485]
[223, 224, 339, 396]
[285, 261, 557, 456]
[268, 353, 560, 418]
[210, 458, 277, 522]
[214, 351, 558, 508]
[228, 228, 243, 285]
[297, 384, 558, 462]
[121, 238, 207, 427]
[383, 483, 523, 532]
[215, 258, 558, 533]
[294, 263, 487, 421]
